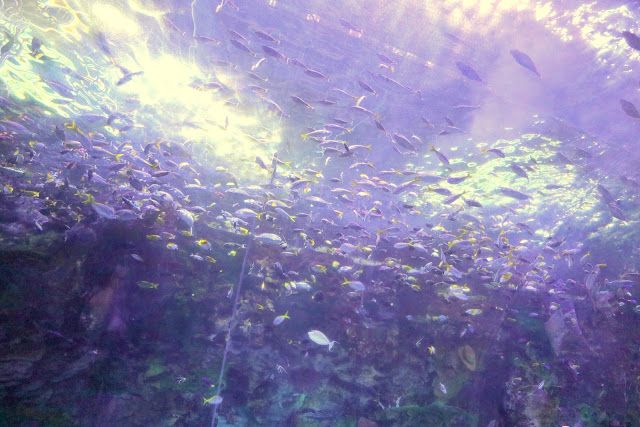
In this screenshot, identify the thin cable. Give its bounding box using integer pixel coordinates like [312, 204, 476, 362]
[211, 236, 252, 427]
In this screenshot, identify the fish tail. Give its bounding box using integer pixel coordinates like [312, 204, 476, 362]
[300, 134, 308, 140]
[430, 143, 436, 152]
[64, 120, 78, 132]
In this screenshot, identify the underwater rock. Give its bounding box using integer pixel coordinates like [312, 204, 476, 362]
[357, 417, 379, 427]
[0, 344, 45, 386]
[524, 388, 558, 427]
[544, 301, 592, 361]
[51, 352, 96, 383]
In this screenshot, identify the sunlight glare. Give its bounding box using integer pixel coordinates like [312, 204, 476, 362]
[92, 3, 141, 37]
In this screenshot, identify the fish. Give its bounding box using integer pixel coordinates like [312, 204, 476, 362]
[343, 279, 365, 291]
[177, 209, 195, 230]
[482, 148, 505, 158]
[304, 68, 328, 79]
[0, 29, 17, 57]
[338, 18, 362, 34]
[421, 117, 435, 127]
[393, 133, 417, 151]
[203, 395, 223, 405]
[510, 163, 529, 180]
[228, 30, 248, 42]
[31, 36, 43, 56]
[608, 203, 626, 221]
[92, 203, 117, 220]
[464, 198, 483, 208]
[273, 311, 290, 325]
[262, 45, 287, 60]
[455, 61, 485, 84]
[620, 99, 640, 119]
[499, 187, 531, 200]
[443, 192, 465, 204]
[255, 232, 286, 247]
[439, 382, 447, 394]
[377, 53, 395, 64]
[622, 31, 640, 51]
[307, 330, 339, 351]
[254, 31, 278, 43]
[447, 174, 470, 184]
[290, 95, 314, 109]
[197, 239, 212, 250]
[137, 281, 159, 289]
[358, 80, 377, 95]
[116, 71, 144, 86]
[509, 49, 541, 77]
[430, 144, 450, 165]
[301, 129, 331, 140]
[230, 39, 256, 56]
[597, 184, 614, 204]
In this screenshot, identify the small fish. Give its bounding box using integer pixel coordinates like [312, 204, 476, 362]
[444, 192, 465, 204]
[273, 311, 290, 325]
[228, 30, 248, 42]
[203, 395, 223, 405]
[393, 133, 417, 151]
[307, 330, 339, 351]
[439, 382, 447, 394]
[338, 18, 362, 34]
[304, 68, 328, 79]
[116, 71, 144, 86]
[137, 281, 159, 289]
[197, 239, 212, 250]
[262, 45, 287, 60]
[377, 53, 395, 64]
[447, 174, 470, 184]
[464, 198, 483, 208]
[230, 39, 255, 56]
[92, 203, 117, 220]
[510, 163, 529, 180]
[622, 31, 640, 51]
[254, 31, 278, 43]
[430, 144, 450, 165]
[509, 49, 541, 77]
[482, 148, 505, 158]
[421, 116, 435, 128]
[301, 129, 331, 140]
[291, 95, 314, 109]
[455, 61, 485, 84]
[166, 243, 179, 250]
[343, 279, 365, 291]
[608, 203, 626, 221]
[620, 99, 640, 119]
[358, 80, 377, 95]
[500, 187, 531, 200]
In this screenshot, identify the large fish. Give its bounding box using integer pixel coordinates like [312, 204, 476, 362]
[622, 31, 640, 51]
